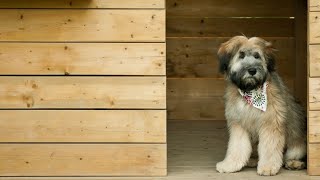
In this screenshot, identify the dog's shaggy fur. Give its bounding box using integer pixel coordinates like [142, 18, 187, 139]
[216, 36, 306, 176]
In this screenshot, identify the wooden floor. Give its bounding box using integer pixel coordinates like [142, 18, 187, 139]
[0, 121, 316, 180]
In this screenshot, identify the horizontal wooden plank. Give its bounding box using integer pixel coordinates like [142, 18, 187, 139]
[309, 111, 320, 143]
[0, 77, 166, 109]
[309, 45, 320, 77]
[167, 37, 295, 79]
[0, 10, 165, 42]
[0, 110, 166, 143]
[308, 143, 320, 175]
[0, 144, 166, 176]
[168, 78, 225, 120]
[166, 0, 294, 17]
[167, 18, 294, 37]
[310, 0, 320, 11]
[309, 78, 320, 110]
[0, 0, 165, 9]
[0, 43, 165, 75]
[167, 78, 294, 120]
[309, 12, 320, 44]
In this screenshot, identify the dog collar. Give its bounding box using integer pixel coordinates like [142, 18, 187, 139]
[238, 82, 268, 112]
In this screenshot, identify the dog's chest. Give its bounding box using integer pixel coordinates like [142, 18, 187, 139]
[225, 93, 266, 131]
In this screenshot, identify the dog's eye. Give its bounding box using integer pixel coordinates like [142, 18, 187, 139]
[254, 53, 260, 59]
[239, 51, 245, 59]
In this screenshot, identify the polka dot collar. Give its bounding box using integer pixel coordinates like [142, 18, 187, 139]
[238, 82, 268, 112]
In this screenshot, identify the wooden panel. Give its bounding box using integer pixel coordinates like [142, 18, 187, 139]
[0, 110, 166, 143]
[308, 143, 320, 175]
[309, 111, 320, 143]
[0, 43, 165, 75]
[0, 10, 165, 42]
[310, 0, 320, 11]
[309, 45, 320, 77]
[309, 78, 320, 110]
[167, 38, 295, 79]
[166, 0, 295, 17]
[167, 78, 294, 121]
[0, 144, 166, 176]
[0, 0, 165, 9]
[168, 78, 225, 120]
[0, 77, 166, 109]
[167, 18, 294, 37]
[309, 12, 320, 44]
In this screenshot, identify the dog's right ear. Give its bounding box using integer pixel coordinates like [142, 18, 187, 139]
[217, 36, 247, 74]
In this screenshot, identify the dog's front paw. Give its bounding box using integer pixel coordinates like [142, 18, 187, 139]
[257, 164, 281, 176]
[216, 160, 243, 173]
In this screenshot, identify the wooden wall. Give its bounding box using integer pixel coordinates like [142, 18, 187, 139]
[308, 0, 320, 175]
[167, 0, 305, 121]
[0, 0, 166, 177]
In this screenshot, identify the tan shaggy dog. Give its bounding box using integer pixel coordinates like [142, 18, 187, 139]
[216, 36, 306, 176]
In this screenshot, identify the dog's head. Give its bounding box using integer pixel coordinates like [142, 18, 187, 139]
[217, 36, 276, 92]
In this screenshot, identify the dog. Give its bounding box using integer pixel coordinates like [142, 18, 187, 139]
[216, 36, 306, 176]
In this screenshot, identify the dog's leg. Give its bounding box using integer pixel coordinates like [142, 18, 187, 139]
[257, 125, 285, 176]
[284, 141, 306, 170]
[247, 142, 258, 168]
[216, 122, 251, 173]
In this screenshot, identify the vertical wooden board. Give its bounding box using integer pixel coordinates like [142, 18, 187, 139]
[167, 18, 294, 37]
[0, 43, 165, 75]
[0, 110, 166, 143]
[309, 111, 320, 143]
[0, 77, 166, 109]
[0, 144, 167, 176]
[309, 12, 320, 44]
[309, 78, 320, 110]
[310, 0, 320, 11]
[166, 0, 295, 17]
[309, 45, 320, 77]
[0, 10, 165, 42]
[308, 143, 320, 175]
[0, 0, 165, 8]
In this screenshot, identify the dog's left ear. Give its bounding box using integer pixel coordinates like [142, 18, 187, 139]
[217, 36, 247, 74]
[264, 41, 277, 72]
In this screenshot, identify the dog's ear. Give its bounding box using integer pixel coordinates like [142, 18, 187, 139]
[264, 41, 277, 72]
[217, 36, 247, 74]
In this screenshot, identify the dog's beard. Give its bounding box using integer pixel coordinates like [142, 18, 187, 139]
[230, 71, 266, 92]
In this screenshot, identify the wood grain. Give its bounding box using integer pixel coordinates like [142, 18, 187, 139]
[167, 18, 294, 37]
[167, 78, 294, 121]
[309, 78, 320, 110]
[167, 38, 295, 79]
[166, 0, 294, 17]
[0, 10, 165, 42]
[309, 111, 320, 143]
[0, 43, 165, 75]
[310, 0, 320, 11]
[309, 12, 320, 44]
[0, 144, 166, 176]
[167, 78, 225, 120]
[308, 143, 320, 175]
[0, 77, 166, 109]
[0, 110, 166, 143]
[309, 45, 320, 77]
[0, 0, 165, 9]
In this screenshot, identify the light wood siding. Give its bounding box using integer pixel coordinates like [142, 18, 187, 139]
[0, 0, 166, 177]
[0, 43, 165, 75]
[0, 10, 165, 42]
[308, 0, 320, 175]
[0, 144, 167, 176]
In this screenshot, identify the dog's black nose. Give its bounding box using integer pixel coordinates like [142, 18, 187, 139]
[248, 68, 257, 75]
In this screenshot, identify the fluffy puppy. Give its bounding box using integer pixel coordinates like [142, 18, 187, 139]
[216, 36, 306, 176]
